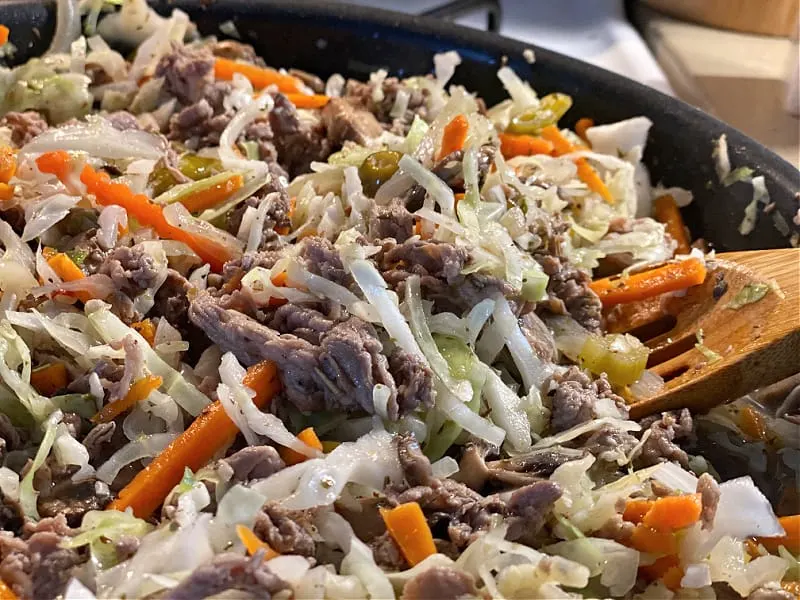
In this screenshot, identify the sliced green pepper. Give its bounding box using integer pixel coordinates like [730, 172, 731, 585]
[358, 150, 402, 197]
[508, 93, 573, 135]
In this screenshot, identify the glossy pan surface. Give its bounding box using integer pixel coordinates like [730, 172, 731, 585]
[1, 0, 798, 250]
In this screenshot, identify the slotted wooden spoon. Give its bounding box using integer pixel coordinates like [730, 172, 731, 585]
[604, 249, 800, 419]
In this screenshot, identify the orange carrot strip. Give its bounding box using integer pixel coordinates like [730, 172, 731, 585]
[179, 173, 243, 213]
[629, 524, 679, 555]
[575, 117, 594, 143]
[285, 93, 330, 109]
[740, 405, 769, 441]
[92, 375, 163, 424]
[236, 524, 280, 560]
[0, 147, 16, 183]
[0, 578, 18, 600]
[46, 252, 92, 303]
[575, 157, 614, 204]
[758, 515, 800, 554]
[280, 427, 323, 466]
[107, 360, 280, 518]
[0, 183, 13, 201]
[590, 258, 708, 307]
[438, 114, 469, 160]
[0, 26, 8, 47]
[623, 499, 655, 524]
[37, 153, 234, 273]
[30, 363, 69, 397]
[214, 58, 301, 93]
[540, 124, 580, 155]
[654, 194, 690, 255]
[131, 319, 157, 347]
[642, 494, 702, 532]
[498, 132, 554, 159]
[380, 502, 437, 566]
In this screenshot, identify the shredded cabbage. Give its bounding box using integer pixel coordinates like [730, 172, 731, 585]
[19, 410, 61, 520]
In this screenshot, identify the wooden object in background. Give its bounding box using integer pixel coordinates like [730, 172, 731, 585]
[610, 249, 800, 418]
[642, 0, 799, 37]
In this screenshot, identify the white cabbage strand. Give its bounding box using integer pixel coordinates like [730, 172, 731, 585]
[21, 193, 81, 242]
[96, 433, 176, 484]
[47, 0, 82, 55]
[218, 90, 274, 174]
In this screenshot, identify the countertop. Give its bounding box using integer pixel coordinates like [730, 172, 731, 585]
[632, 6, 800, 167]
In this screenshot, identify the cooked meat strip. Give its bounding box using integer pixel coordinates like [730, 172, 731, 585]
[548, 366, 628, 433]
[401, 566, 480, 600]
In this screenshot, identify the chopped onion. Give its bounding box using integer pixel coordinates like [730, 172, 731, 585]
[629, 370, 665, 399]
[97, 205, 129, 250]
[436, 383, 506, 448]
[681, 564, 712, 589]
[389, 88, 410, 119]
[246, 191, 274, 254]
[534, 417, 641, 449]
[96, 433, 176, 484]
[219, 90, 274, 173]
[493, 295, 551, 391]
[483, 368, 531, 452]
[372, 384, 391, 420]
[47, 0, 82, 55]
[22, 193, 81, 242]
[433, 51, 462, 88]
[21, 116, 167, 160]
[431, 456, 460, 479]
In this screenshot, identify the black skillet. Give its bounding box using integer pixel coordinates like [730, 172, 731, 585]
[1, 0, 798, 250]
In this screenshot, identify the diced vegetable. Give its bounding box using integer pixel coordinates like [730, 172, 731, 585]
[92, 375, 163, 424]
[213, 57, 302, 93]
[623, 499, 654, 524]
[285, 93, 330, 109]
[236, 524, 279, 560]
[279, 427, 323, 466]
[641, 493, 702, 532]
[380, 502, 437, 566]
[578, 333, 649, 386]
[629, 525, 678, 555]
[507, 93, 572, 135]
[437, 114, 469, 160]
[758, 515, 800, 553]
[654, 194, 690, 255]
[0, 147, 16, 183]
[107, 360, 280, 518]
[359, 150, 402, 197]
[589, 258, 707, 307]
[46, 252, 92, 303]
[0, 183, 13, 201]
[498, 132, 554, 159]
[29, 363, 69, 397]
[131, 319, 156, 346]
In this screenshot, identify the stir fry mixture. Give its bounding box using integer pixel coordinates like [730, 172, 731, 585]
[0, 2, 798, 599]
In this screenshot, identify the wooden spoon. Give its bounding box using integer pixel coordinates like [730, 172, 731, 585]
[604, 249, 800, 419]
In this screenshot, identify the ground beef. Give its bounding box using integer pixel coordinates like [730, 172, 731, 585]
[535, 254, 603, 332]
[548, 367, 628, 433]
[105, 110, 140, 131]
[297, 236, 352, 287]
[0, 494, 22, 534]
[0, 529, 85, 600]
[0, 111, 48, 146]
[697, 472, 721, 530]
[267, 303, 335, 345]
[344, 77, 429, 133]
[594, 513, 635, 544]
[519, 311, 557, 362]
[504, 480, 564, 545]
[321, 97, 383, 146]
[637, 409, 693, 468]
[368, 531, 408, 571]
[210, 40, 264, 65]
[269, 92, 331, 177]
[397, 434, 435, 487]
[401, 566, 480, 600]
[82, 422, 116, 464]
[368, 197, 415, 242]
[253, 503, 316, 557]
[583, 425, 639, 463]
[747, 584, 795, 600]
[227, 190, 289, 251]
[389, 347, 435, 414]
[164, 553, 290, 600]
[34, 462, 111, 527]
[152, 269, 193, 336]
[97, 244, 165, 298]
[222, 446, 285, 483]
[156, 43, 215, 105]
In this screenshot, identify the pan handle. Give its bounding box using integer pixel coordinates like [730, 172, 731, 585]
[420, 0, 502, 33]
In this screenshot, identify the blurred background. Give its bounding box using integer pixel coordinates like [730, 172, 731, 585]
[343, 0, 800, 167]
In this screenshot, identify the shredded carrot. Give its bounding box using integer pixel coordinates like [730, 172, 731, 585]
[30, 363, 69, 397]
[285, 93, 330, 109]
[498, 132, 554, 159]
[540, 125, 612, 202]
[740, 405, 769, 441]
[0, 578, 18, 600]
[107, 360, 280, 518]
[92, 375, 163, 424]
[758, 515, 800, 554]
[214, 58, 301, 93]
[629, 524, 679, 555]
[454, 192, 465, 207]
[654, 194, 690, 255]
[0, 25, 8, 47]
[0, 147, 16, 183]
[280, 427, 323, 466]
[623, 499, 655, 524]
[270, 271, 288, 288]
[37, 153, 234, 272]
[380, 502, 437, 566]
[0, 183, 13, 201]
[179, 173, 243, 213]
[131, 319, 156, 347]
[575, 157, 614, 203]
[575, 117, 594, 143]
[641, 494, 702, 532]
[438, 114, 469, 160]
[236, 524, 279, 560]
[590, 258, 708, 307]
[46, 252, 93, 303]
